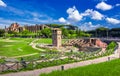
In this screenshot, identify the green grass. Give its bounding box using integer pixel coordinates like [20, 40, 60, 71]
[103, 41, 117, 56]
[40, 59, 120, 76]
[0, 38, 118, 74]
[35, 38, 52, 44]
[16, 51, 60, 61]
[106, 41, 117, 50]
[0, 38, 39, 57]
[0, 38, 66, 58]
[21, 58, 75, 71]
[35, 38, 67, 44]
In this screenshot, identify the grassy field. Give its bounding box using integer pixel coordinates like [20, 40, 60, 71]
[0, 38, 118, 74]
[35, 38, 67, 44]
[0, 38, 66, 57]
[0, 38, 39, 57]
[35, 38, 52, 44]
[40, 59, 120, 76]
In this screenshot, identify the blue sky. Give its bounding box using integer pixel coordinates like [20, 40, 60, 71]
[0, 0, 120, 30]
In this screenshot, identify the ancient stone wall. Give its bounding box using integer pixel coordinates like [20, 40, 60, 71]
[63, 38, 107, 48]
[7, 23, 20, 32]
[95, 39, 107, 48]
[7, 23, 49, 33]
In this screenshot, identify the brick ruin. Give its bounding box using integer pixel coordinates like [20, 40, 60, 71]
[63, 38, 107, 51]
[24, 24, 49, 33]
[6, 23, 21, 32]
[52, 28, 62, 48]
[6, 23, 49, 33]
[51, 28, 107, 51]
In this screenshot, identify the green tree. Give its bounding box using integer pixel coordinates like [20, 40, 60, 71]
[0, 29, 5, 37]
[106, 42, 117, 50]
[22, 30, 30, 37]
[96, 27, 108, 31]
[37, 30, 42, 37]
[41, 28, 52, 38]
[8, 30, 18, 37]
[68, 30, 77, 38]
[61, 28, 69, 38]
[96, 27, 109, 37]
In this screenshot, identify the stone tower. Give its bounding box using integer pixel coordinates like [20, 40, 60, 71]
[52, 28, 62, 47]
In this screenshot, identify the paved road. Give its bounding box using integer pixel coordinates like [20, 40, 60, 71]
[1, 42, 120, 76]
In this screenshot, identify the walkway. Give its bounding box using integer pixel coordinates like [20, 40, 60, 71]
[1, 42, 120, 76]
[30, 39, 45, 51]
[10, 53, 38, 58]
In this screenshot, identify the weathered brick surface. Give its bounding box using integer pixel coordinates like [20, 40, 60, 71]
[95, 39, 107, 48]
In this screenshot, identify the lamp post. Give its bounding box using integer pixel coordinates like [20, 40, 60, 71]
[119, 50, 120, 58]
[96, 30, 97, 38]
[4, 26, 7, 38]
[106, 29, 108, 39]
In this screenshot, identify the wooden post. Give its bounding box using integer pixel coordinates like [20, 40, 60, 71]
[61, 65, 64, 70]
[2, 64, 4, 72]
[31, 61, 34, 69]
[16, 62, 19, 70]
[108, 57, 110, 61]
[119, 51, 120, 58]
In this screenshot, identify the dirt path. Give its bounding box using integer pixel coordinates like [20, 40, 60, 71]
[1, 38, 20, 42]
[30, 39, 45, 51]
[10, 53, 38, 58]
[1, 42, 120, 76]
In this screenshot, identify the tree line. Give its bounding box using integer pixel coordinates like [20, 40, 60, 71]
[1, 24, 120, 38]
[0, 24, 91, 38]
[87, 27, 120, 38]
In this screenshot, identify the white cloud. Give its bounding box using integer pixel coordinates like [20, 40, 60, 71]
[0, 0, 7, 7]
[32, 17, 53, 23]
[58, 17, 66, 23]
[27, 11, 57, 24]
[94, 0, 108, 1]
[58, 17, 70, 24]
[96, 2, 113, 11]
[84, 9, 104, 20]
[31, 12, 40, 17]
[66, 7, 105, 21]
[30, 12, 47, 18]
[79, 22, 102, 31]
[106, 17, 120, 24]
[58, 6, 105, 25]
[116, 4, 120, 7]
[66, 6, 83, 22]
[0, 18, 34, 27]
[91, 10, 104, 20]
[58, 6, 83, 25]
[0, 17, 58, 27]
[0, 8, 57, 26]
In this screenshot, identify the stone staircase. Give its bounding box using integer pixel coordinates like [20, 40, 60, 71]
[63, 39, 92, 48]
[63, 38, 107, 51]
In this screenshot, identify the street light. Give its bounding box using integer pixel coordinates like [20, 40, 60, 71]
[96, 30, 97, 38]
[106, 29, 108, 39]
[4, 26, 7, 38]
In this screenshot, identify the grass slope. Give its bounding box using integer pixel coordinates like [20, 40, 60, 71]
[35, 38, 52, 44]
[0, 38, 39, 57]
[40, 59, 120, 76]
[35, 38, 67, 44]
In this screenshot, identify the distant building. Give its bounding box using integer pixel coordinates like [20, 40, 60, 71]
[7, 23, 49, 33]
[24, 24, 49, 33]
[7, 23, 21, 32]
